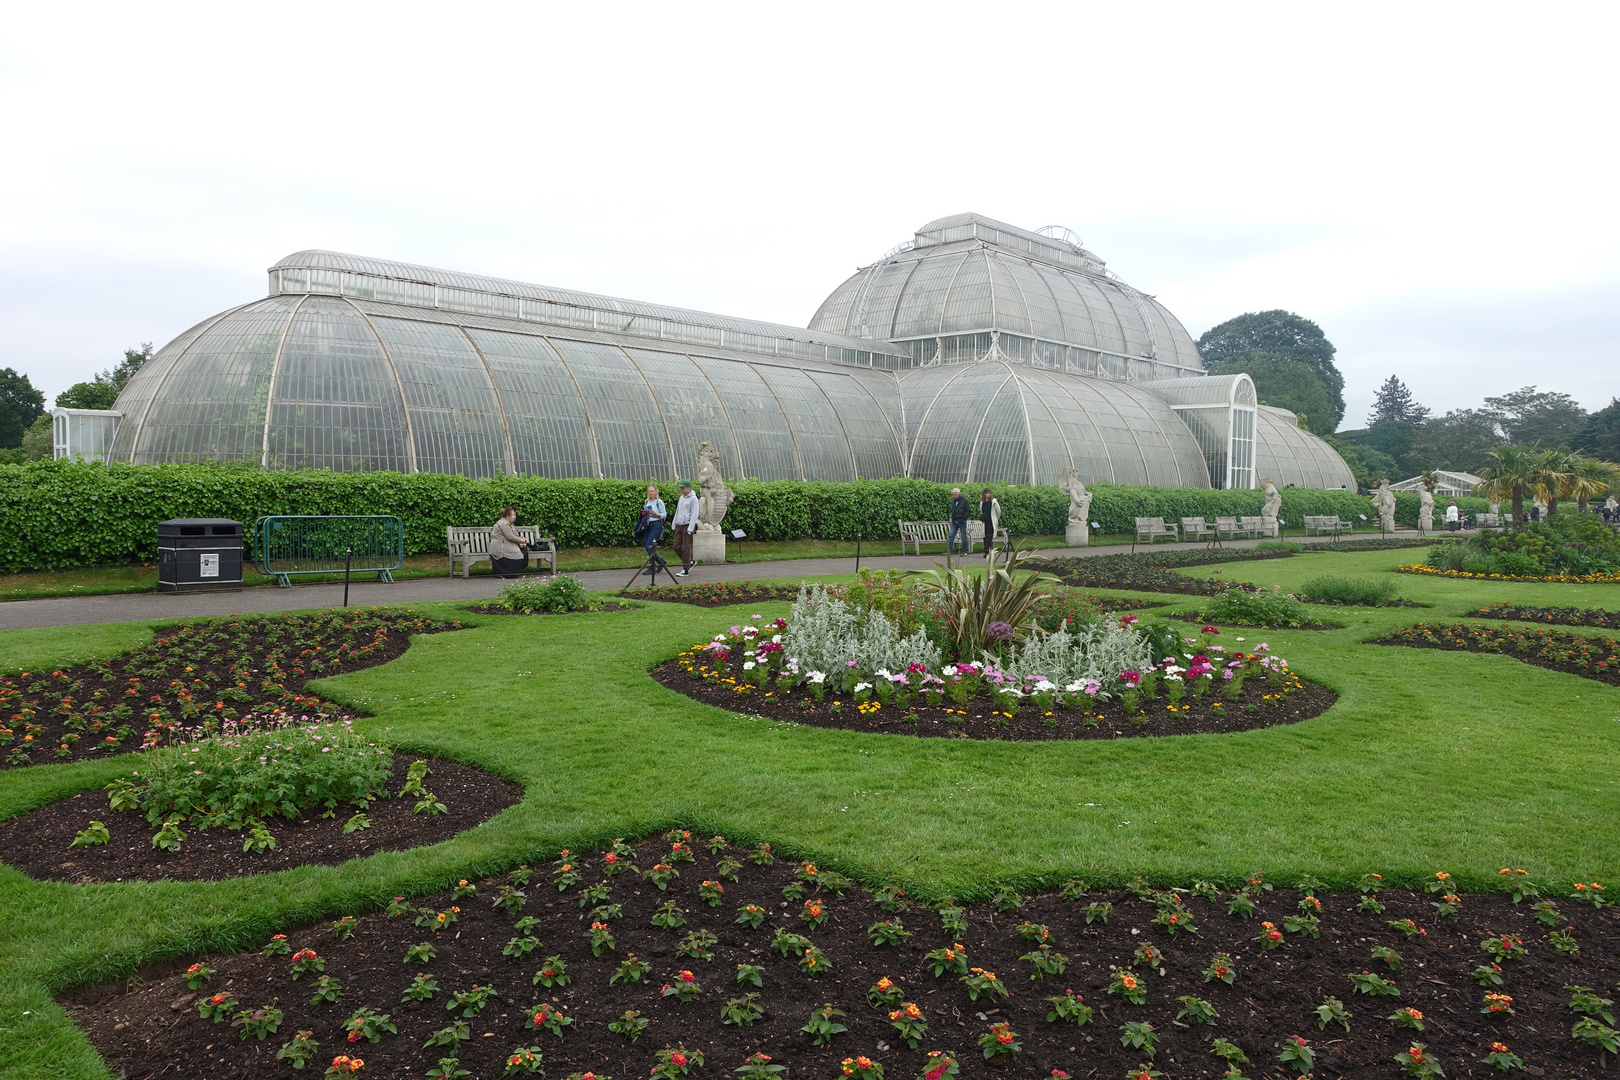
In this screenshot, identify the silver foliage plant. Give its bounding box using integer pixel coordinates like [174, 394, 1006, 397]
[993, 622, 1153, 686]
[782, 585, 941, 675]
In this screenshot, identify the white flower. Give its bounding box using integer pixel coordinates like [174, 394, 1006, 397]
[771, 634, 781, 644]
[852, 682, 872, 693]
[1235, 636, 1245, 642]
[713, 634, 727, 642]
[807, 671, 826, 684]
[742, 661, 756, 670]
[1064, 681, 1083, 693]
[941, 664, 958, 677]
[1034, 680, 1056, 693]
[874, 668, 893, 681]
[1163, 673, 1184, 683]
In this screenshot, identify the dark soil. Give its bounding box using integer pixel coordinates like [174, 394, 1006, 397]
[1192, 620, 1343, 632]
[650, 661, 1335, 741]
[1, 756, 522, 884]
[464, 603, 639, 616]
[620, 584, 803, 607]
[1469, 603, 1620, 630]
[69, 836, 1620, 1080]
[1303, 537, 1435, 552]
[1026, 553, 1287, 598]
[1377, 625, 1620, 688]
[0, 609, 462, 770]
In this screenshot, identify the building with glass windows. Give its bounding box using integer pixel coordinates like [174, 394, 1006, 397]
[74, 213, 1354, 490]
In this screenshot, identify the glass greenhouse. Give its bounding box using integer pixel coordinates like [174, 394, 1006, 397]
[95, 213, 1355, 490]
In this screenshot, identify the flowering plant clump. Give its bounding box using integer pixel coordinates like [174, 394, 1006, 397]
[661, 970, 702, 1002]
[650, 1045, 704, 1080]
[276, 1030, 318, 1069]
[840, 1056, 884, 1080]
[961, 967, 1009, 1002]
[1350, 971, 1402, 997]
[1108, 968, 1148, 1005]
[503, 1046, 545, 1076]
[1315, 996, 1352, 1032]
[1278, 1035, 1316, 1075]
[868, 977, 905, 1007]
[1481, 992, 1515, 1015]
[342, 1007, 396, 1044]
[924, 943, 968, 977]
[734, 903, 767, 929]
[324, 1056, 365, 1078]
[197, 990, 237, 1023]
[1204, 952, 1236, 985]
[1483, 1042, 1523, 1071]
[869, 919, 911, 947]
[1480, 934, 1527, 962]
[611, 956, 650, 985]
[1254, 920, 1284, 950]
[289, 949, 325, 979]
[979, 1021, 1021, 1059]
[532, 956, 570, 989]
[1045, 988, 1094, 1026]
[525, 1003, 571, 1037]
[1388, 1006, 1425, 1030]
[1394, 1043, 1445, 1079]
[888, 1002, 928, 1047]
[914, 1051, 958, 1080]
[1382, 621, 1620, 687]
[608, 1009, 648, 1042]
[800, 1004, 847, 1046]
[735, 1053, 783, 1080]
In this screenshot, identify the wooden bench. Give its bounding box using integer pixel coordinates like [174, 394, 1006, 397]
[1216, 516, 1259, 540]
[446, 525, 558, 577]
[1304, 515, 1351, 536]
[897, 520, 1009, 555]
[1134, 517, 1179, 544]
[1181, 517, 1216, 542]
[1240, 516, 1265, 539]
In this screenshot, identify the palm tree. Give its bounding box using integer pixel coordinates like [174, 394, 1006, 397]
[1569, 456, 1620, 514]
[1535, 450, 1578, 518]
[1474, 445, 1542, 526]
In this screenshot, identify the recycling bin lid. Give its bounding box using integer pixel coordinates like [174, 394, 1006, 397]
[158, 518, 243, 536]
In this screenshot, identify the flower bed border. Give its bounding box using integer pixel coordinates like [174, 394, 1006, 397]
[1376, 621, 1620, 687]
[1397, 564, 1620, 584]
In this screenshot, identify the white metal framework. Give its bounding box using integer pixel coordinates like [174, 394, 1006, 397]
[1143, 374, 1258, 489]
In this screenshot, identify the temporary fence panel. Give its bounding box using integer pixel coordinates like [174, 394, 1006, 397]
[253, 515, 404, 588]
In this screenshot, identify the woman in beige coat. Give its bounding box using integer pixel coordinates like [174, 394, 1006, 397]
[490, 507, 530, 578]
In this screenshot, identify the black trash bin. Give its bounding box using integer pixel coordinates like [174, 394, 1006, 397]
[158, 519, 244, 592]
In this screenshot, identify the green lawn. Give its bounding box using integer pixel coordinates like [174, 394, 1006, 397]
[1, 550, 1618, 1078]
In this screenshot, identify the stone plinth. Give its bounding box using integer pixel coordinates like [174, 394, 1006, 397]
[692, 531, 726, 566]
[1065, 523, 1089, 547]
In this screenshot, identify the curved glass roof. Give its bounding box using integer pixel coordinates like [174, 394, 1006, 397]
[899, 362, 1210, 487]
[1254, 406, 1357, 490]
[809, 213, 1205, 376]
[110, 295, 905, 482]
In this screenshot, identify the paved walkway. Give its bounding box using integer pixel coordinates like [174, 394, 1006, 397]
[0, 532, 1388, 632]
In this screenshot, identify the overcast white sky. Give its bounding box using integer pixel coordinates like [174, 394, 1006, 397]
[2, 1, 1615, 427]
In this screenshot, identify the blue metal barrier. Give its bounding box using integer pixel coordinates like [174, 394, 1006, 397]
[253, 516, 404, 588]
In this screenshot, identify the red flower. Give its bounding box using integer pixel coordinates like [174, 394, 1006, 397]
[670, 1052, 687, 1067]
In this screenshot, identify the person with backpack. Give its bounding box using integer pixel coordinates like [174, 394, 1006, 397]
[636, 484, 666, 562]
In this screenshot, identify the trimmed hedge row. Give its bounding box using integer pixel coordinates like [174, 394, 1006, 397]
[0, 460, 1375, 572]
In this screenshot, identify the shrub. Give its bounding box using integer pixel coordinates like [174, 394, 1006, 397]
[1199, 588, 1315, 629]
[498, 576, 594, 614]
[1301, 576, 1399, 606]
[1256, 541, 1304, 553]
[127, 719, 393, 831]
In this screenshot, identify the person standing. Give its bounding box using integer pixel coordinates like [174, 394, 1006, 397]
[671, 480, 700, 575]
[637, 484, 666, 563]
[1445, 500, 1460, 531]
[489, 506, 530, 579]
[979, 487, 1002, 559]
[948, 487, 972, 554]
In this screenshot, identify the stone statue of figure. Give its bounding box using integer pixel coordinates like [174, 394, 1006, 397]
[1606, 495, 1618, 512]
[1260, 477, 1282, 538]
[1058, 467, 1092, 546]
[1419, 486, 1435, 533]
[1373, 480, 1396, 532]
[1533, 495, 1548, 520]
[695, 441, 734, 533]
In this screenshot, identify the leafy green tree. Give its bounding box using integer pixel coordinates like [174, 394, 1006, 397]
[1322, 433, 1397, 491]
[1575, 397, 1620, 461]
[1483, 386, 1587, 449]
[1235, 351, 1334, 434]
[1407, 409, 1502, 474]
[1198, 311, 1345, 430]
[18, 415, 53, 460]
[1362, 419, 1420, 472]
[1367, 376, 1430, 427]
[0, 368, 46, 448]
[54, 343, 152, 411]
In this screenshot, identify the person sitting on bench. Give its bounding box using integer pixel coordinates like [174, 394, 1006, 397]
[489, 506, 531, 578]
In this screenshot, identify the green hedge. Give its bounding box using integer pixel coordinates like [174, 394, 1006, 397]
[0, 460, 1375, 572]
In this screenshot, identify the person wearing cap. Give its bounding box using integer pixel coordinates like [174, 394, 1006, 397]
[670, 479, 701, 575]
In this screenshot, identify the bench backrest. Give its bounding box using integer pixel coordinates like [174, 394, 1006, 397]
[447, 525, 548, 554]
[1181, 517, 1207, 528]
[1215, 516, 1237, 527]
[1240, 516, 1262, 527]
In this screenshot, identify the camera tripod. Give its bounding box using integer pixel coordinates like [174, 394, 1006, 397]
[624, 544, 682, 589]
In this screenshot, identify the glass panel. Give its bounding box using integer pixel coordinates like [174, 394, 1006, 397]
[369, 317, 508, 478]
[1017, 378, 1072, 486]
[1070, 277, 1127, 355]
[907, 366, 1006, 483]
[467, 329, 595, 478]
[110, 307, 236, 461]
[624, 347, 739, 482]
[970, 377, 1029, 485]
[267, 298, 412, 472]
[130, 296, 299, 464]
[802, 369, 903, 479]
[549, 338, 671, 480]
[760, 365, 853, 481]
[1003, 258, 1067, 342]
[938, 250, 994, 334]
[686, 355, 798, 480]
[892, 251, 971, 338]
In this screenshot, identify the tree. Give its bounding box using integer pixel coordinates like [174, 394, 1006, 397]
[1323, 433, 1397, 492]
[1576, 397, 1620, 461]
[1198, 311, 1345, 430]
[55, 381, 119, 410]
[1567, 456, 1620, 514]
[1367, 375, 1431, 427]
[1475, 444, 1548, 526]
[0, 368, 45, 448]
[53, 343, 152, 412]
[17, 414, 53, 460]
[1406, 408, 1503, 474]
[1482, 386, 1587, 448]
[1233, 351, 1335, 433]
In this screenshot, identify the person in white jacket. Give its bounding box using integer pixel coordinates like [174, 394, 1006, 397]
[670, 480, 701, 575]
[979, 488, 1002, 559]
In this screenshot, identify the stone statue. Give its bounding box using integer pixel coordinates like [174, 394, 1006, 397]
[695, 441, 734, 532]
[1058, 467, 1092, 547]
[1489, 498, 1502, 515]
[1419, 486, 1435, 533]
[691, 441, 734, 567]
[1606, 495, 1618, 512]
[1533, 496, 1548, 521]
[1373, 480, 1396, 532]
[1260, 477, 1282, 539]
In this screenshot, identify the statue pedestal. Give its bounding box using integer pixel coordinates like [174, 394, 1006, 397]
[1065, 523, 1089, 547]
[692, 530, 726, 566]
[1261, 517, 1278, 540]
[1419, 519, 1433, 533]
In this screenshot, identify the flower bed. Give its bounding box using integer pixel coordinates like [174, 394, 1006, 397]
[5, 754, 521, 884]
[1025, 551, 1290, 597]
[1378, 622, 1620, 687]
[1468, 603, 1620, 630]
[0, 609, 463, 769]
[1398, 564, 1620, 584]
[620, 582, 804, 607]
[652, 604, 1332, 741]
[71, 834, 1618, 1080]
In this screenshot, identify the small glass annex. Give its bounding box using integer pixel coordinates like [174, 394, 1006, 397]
[99, 214, 1354, 491]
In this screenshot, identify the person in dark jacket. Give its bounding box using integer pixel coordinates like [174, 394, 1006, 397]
[948, 487, 971, 554]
